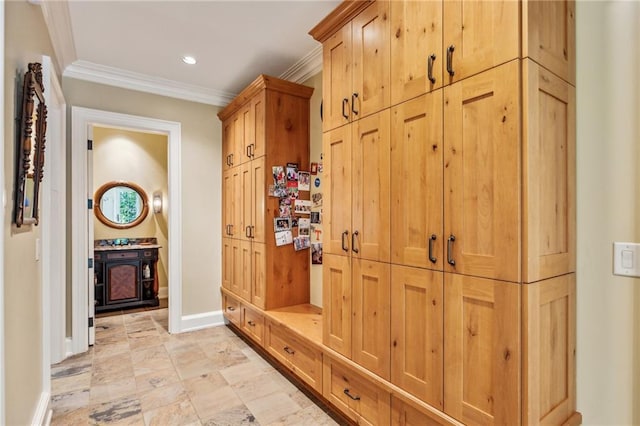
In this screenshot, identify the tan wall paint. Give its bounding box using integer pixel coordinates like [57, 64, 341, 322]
[3, 2, 57, 424]
[63, 78, 222, 317]
[93, 127, 169, 295]
[576, 1, 640, 423]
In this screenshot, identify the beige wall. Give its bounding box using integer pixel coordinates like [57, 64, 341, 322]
[93, 127, 169, 294]
[3, 1, 57, 424]
[63, 78, 222, 317]
[576, 1, 640, 423]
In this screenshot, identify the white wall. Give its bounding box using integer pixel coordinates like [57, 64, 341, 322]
[576, 1, 640, 424]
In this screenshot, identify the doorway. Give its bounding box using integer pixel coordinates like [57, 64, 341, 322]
[71, 107, 182, 355]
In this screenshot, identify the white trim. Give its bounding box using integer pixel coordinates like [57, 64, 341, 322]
[279, 44, 323, 84]
[65, 60, 236, 106]
[39, 0, 77, 72]
[65, 338, 74, 359]
[31, 391, 50, 426]
[0, 3, 5, 424]
[72, 107, 183, 355]
[180, 310, 225, 333]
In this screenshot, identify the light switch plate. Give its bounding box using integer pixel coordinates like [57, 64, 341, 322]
[613, 242, 640, 277]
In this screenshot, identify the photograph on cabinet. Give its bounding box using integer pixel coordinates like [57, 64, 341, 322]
[298, 171, 310, 190]
[312, 243, 323, 264]
[294, 235, 310, 251]
[279, 198, 291, 217]
[274, 217, 291, 232]
[275, 230, 293, 246]
[294, 199, 311, 214]
[286, 162, 298, 181]
[298, 218, 310, 235]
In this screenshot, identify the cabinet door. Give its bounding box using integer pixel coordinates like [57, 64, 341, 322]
[222, 117, 235, 171]
[222, 238, 233, 290]
[444, 273, 520, 425]
[240, 103, 253, 165]
[524, 0, 575, 85]
[223, 166, 242, 238]
[323, 125, 352, 256]
[351, 0, 390, 119]
[352, 259, 390, 380]
[231, 108, 245, 167]
[443, 0, 519, 83]
[391, 91, 443, 270]
[322, 22, 352, 131]
[390, 265, 443, 409]
[251, 242, 266, 309]
[444, 61, 520, 282]
[251, 157, 266, 244]
[229, 239, 242, 296]
[238, 241, 252, 302]
[322, 254, 352, 358]
[240, 162, 252, 241]
[251, 91, 266, 158]
[523, 61, 575, 283]
[390, 0, 443, 104]
[352, 110, 390, 262]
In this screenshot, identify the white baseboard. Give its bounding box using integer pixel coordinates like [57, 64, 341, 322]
[180, 310, 225, 333]
[32, 391, 50, 426]
[65, 337, 74, 357]
[158, 287, 168, 299]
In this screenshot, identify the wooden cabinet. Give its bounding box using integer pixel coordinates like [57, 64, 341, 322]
[318, 0, 390, 131]
[223, 292, 241, 327]
[323, 356, 391, 425]
[219, 75, 312, 310]
[241, 305, 265, 345]
[391, 396, 453, 426]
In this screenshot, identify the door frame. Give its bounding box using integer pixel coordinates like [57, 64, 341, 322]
[71, 107, 182, 354]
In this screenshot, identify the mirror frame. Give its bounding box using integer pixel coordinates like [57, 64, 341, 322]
[14, 62, 47, 227]
[94, 181, 149, 229]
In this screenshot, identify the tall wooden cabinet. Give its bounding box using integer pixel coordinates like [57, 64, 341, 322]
[219, 75, 313, 310]
[311, 0, 579, 425]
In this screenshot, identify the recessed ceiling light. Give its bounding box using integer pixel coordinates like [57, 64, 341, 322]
[182, 56, 197, 65]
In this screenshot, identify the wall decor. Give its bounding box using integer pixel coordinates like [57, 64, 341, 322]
[14, 62, 47, 227]
[94, 181, 149, 229]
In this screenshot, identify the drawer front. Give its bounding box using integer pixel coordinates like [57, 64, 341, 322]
[241, 306, 264, 346]
[106, 251, 139, 260]
[223, 293, 241, 326]
[141, 249, 157, 259]
[391, 396, 453, 426]
[323, 357, 391, 425]
[265, 321, 293, 367]
[288, 333, 323, 393]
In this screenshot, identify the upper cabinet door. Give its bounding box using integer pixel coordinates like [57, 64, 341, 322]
[444, 61, 521, 282]
[351, 110, 390, 263]
[390, 0, 443, 104]
[250, 92, 266, 159]
[323, 23, 353, 132]
[222, 117, 235, 171]
[443, 0, 519, 84]
[323, 126, 352, 256]
[351, 0, 390, 120]
[523, 0, 576, 85]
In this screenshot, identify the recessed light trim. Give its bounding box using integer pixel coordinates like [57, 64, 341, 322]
[182, 56, 197, 65]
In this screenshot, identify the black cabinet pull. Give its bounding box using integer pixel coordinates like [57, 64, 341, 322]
[447, 45, 455, 76]
[351, 93, 359, 116]
[342, 98, 349, 119]
[247, 320, 256, 327]
[428, 234, 437, 263]
[246, 145, 251, 158]
[227, 306, 235, 311]
[428, 54, 436, 84]
[245, 226, 251, 238]
[250, 226, 255, 239]
[447, 234, 456, 266]
[343, 389, 361, 401]
[352, 230, 359, 254]
[342, 230, 349, 252]
[284, 346, 295, 355]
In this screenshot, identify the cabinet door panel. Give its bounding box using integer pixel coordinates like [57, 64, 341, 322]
[523, 61, 575, 283]
[352, 259, 390, 380]
[251, 157, 266, 244]
[444, 61, 520, 282]
[323, 23, 352, 131]
[391, 92, 443, 269]
[391, 0, 443, 104]
[222, 118, 234, 171]
[352, 0, 390, 118]
[322, 254, 352, 358]
[222, 168, 239, 238]
[443, 0, 519, 83]
[251, 91, 266, 158]
[222, 238, 233, 290]
[323, 126, 352, 256]
[391, 265, 443, 409]
[352, 110, 390, 262]
[238, 241, 252, 302]
[240, 163, 252, 241]
[251, 242, 266, 309]
[444, 273, 520, 425]
[241, 103, 253, 164]
[229, 239, 242, 296]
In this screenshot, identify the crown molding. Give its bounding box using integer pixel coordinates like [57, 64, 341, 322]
[280, 44, 323, 84]
[40, 0, 77, 74]
[64, 60, 237, 106]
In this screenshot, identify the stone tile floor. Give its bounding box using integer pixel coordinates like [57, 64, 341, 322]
[50, 308, 340, 425]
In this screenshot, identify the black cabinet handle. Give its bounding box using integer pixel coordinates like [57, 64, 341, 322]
[284, 346, 295, 355]
[428, 54, 436, 84]
[245, 226, 251, 238]
[250, 226, 255, 239]
[447, 234, 456, 266]
[227, 306, 235, 311]
[342, 98, 349, 119]
[447, 45, 455, 76]
[343, 389, 361, 401]
[342, 230, 349, 252]
[428, 234, 437, 263]
[351, 93, 359, 116]
[352, 230, 359, 254]
[246, 145, 251, 158]
[247, 320, 256, 327]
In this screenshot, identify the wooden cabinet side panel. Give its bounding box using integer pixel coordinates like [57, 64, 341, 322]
[323, 24, 353, 132]
[523, 60, 576, 283]
[323, 126, 352, 256]
[390, 91, 444, 269]
[322, 254, 352, 358]
[523, 274, 576, 425]
[444, 61, 521, 282]
[444, 274, 520, 425]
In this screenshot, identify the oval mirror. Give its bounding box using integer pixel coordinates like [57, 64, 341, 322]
[94, 181, 149, 229]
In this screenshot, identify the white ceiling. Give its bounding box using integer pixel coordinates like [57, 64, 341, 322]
[44, 0, 339, 106]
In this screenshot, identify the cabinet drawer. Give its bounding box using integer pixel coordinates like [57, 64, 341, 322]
[391, 396, 454, 426]
[241, 306, 264, 346]
[323, 357, 390, 425]
[223, 293, 241, 326]
[106, 251, 139, 260]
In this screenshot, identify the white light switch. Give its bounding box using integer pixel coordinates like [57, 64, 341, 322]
[613, 242, 640, 277]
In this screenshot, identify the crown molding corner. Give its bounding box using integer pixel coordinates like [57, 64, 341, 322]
[280, 44, 323, 84]
[40, 0, 77, 74]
